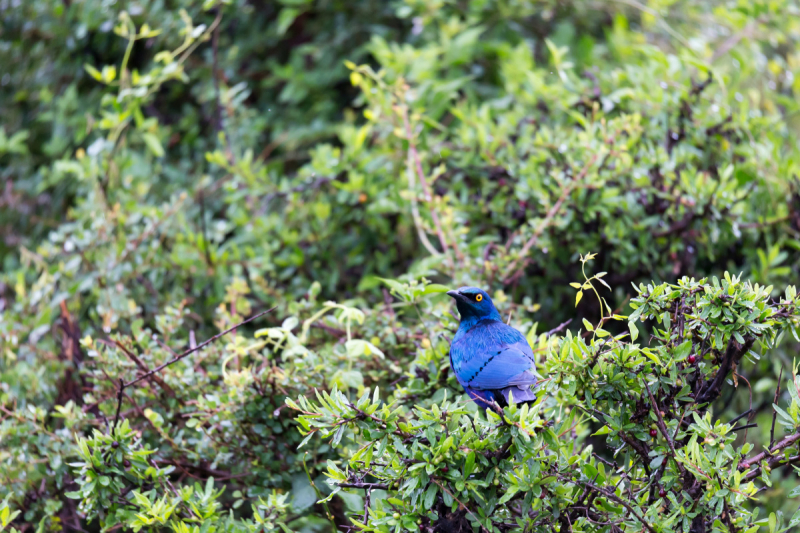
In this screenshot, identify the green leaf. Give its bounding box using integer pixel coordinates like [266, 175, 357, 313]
[276, 8, 301, 35]
[497, 487, 519, 505]
[673, 340, 692, 360]
[423, 484, 437, 510]
[773, 403, 794, 424]
[84, 64, 103, 81]
[464, 451, 475, 478]
[422, 284, 450, 295]
[142, 133, 165, 157]
[629, 321, 639, 342]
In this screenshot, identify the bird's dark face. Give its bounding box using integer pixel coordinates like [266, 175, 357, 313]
[447, 286, 500, 320]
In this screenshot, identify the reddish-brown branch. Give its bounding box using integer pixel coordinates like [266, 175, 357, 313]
[102, 339, 176, 397]
[401, 105, 451, 258]
[644, 380, 685, 475]
[740, 430, 800, 480]
[502, 155, 597, 283]
[111, 308, 275, 429]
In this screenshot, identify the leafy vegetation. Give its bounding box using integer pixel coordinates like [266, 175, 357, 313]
[2, 0, 800, 532]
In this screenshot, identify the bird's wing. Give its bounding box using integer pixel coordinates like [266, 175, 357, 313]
[451, 321, 537, 391]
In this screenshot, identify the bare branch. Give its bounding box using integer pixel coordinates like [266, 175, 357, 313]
[124, 307, 275, 390]
[769, 368, 784, 449]
[644, 379, 685, 475]
[502, 155, 597, 284]
[696, 336, 754, 404]
[741, 430, 800, 481]
[546, 319, 573, 337]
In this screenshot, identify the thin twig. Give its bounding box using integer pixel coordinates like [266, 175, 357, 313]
[769, 368, 783, 449]
[696, 336, 754, 404]
[740, 430, 800, 472]
[106, 339, 175, 397]
[644, 380, 685, 475]
[125, 307, 275, 389]
[502, 155, 597, 283]
[112, 378, 124, 431]
[337, 482, 390, 490]
[401, 105, 450, 258]
[729, 408, 752, 426]
[431, 478, 482, 526]
[711, 21, 757, 62]
[363, 488, 371, 526]
[110, 308, 274, 430]
[566, 477, 656, 533]
[546, 319, 572, 337]
[199, 191, 214, 268]
[304, 454, 341, 532]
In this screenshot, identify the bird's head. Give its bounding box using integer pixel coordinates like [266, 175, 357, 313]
[447, 287, 501, 321]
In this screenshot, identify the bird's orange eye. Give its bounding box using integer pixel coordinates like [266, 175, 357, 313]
[475, 294, 483, 302]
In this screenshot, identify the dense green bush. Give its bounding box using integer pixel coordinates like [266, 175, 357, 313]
[3, 0, 800, 531]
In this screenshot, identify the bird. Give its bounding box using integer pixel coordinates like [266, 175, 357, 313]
[447, 287, 538, 410]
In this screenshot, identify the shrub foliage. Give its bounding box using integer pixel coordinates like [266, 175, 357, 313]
[2, 1, 800, 532]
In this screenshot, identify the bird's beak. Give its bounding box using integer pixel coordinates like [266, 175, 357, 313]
[447, 290, 462, 301]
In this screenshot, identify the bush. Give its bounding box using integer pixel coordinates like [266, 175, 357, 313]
[2, 0, 800, 532]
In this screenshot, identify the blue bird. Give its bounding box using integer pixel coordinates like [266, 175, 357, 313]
[447, 287, 538, 410]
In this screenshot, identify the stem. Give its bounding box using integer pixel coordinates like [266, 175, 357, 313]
[124, 307, 274, 389]
[119, 20, 137, 89]
[401, 105, 450, 259]
[303, 453, 338, 531]
[502, 155, 597, 283]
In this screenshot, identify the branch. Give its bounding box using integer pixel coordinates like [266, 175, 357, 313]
[431, 478, 482, 526]
[565, 477, 656, 533]
[644, 380, 685, 475]
[619, 431, 651, 472]
[711, 21, 757, 62]
[337, 482, 389, 490]
[502, 155, 597, 284]
[740, 430, 800, 479]
[401, 105, 450, 258]
[111, 308, 275, 430]
[769, 368, 783, 449]
[696, 336, 754, 404]
[105, 339, 176, 397]
[210, 7, 233, 164]
[112, 378, 124, 431]
[546, 319, 572, 338]
[363, 487, 371, 526]
[125, 307, 275, 389]
[729, 408, 752, 426]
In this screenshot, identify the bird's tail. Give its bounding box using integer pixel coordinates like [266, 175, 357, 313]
[500, 384, 537, 405]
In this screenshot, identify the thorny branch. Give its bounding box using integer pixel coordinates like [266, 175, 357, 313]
[111, 307, 275, 429]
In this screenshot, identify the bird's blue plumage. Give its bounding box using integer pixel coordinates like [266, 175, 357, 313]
[447, 287, 538, 410]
